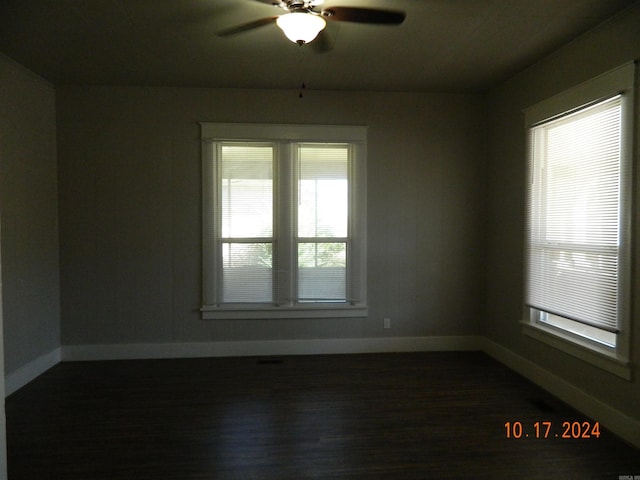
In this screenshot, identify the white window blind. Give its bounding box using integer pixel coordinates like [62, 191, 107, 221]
[297, 144, 349, 302]
[219, 143, 274, 303]
[526, 95, 623, 335]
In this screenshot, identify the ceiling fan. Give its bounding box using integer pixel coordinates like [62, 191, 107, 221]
[217, 0, 406, 46]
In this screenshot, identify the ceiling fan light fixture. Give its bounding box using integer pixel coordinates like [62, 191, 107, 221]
[276, 12, 326, 44]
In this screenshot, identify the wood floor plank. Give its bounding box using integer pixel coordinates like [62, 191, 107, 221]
[6, 352, 640, 479]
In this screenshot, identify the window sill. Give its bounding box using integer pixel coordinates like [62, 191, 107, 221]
[521, 321, 631, 380]
[201, 303, 368, 320]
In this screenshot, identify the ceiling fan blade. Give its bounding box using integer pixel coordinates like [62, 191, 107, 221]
[216, 16, 277, 36]
[322, 7, 405, 24]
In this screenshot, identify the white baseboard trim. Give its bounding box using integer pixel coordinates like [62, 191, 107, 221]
[482, 338, 640, 449]
[5, 347, 62, 396]
[61, 335, 483, 362]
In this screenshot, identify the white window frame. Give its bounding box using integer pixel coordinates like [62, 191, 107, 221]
[522, 62, 635, 379]
[200, 123, 367, 320]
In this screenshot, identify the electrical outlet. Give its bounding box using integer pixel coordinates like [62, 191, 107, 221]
[383, 317, 391, 329]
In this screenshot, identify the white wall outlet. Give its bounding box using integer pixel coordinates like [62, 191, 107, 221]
[383, 317, 391, 329]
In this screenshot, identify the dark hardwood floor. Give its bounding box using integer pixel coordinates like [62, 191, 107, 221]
[6, 351, 640, 479]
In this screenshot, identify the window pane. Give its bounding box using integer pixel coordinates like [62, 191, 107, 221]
[298, 145, 348, 238]
[542, 102, 621, 246]
[298, 242, 346, 301]
[540, 313, 616, 347]
[222, 243, 272, 303]
[527, 96, 622, 336]
[221, 144, 273, 238]
[528, 246, 618, 331]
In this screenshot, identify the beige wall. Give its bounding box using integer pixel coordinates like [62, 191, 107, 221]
[0, 54, 60, 375]
[485, 4, 640, 422]
[56, 87, 486, 346]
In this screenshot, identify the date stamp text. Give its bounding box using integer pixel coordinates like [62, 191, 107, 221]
[504, 421, 601, 439]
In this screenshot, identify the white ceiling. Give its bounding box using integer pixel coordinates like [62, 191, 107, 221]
[0, 0, 637, 92]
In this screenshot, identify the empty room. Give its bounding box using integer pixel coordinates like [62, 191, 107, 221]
[0, 0, 639, 478]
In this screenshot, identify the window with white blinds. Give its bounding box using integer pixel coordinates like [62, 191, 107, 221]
[219, 143, 274, 303]
[201, 123, 367, 320]
[297, 144, 349, 302]
[527, 95, 622, 343]
[524, 62, 634, 362]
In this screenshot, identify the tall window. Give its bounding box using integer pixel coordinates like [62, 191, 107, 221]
[297, 144, 350, 302]
[201, 123, 367, 319]
[524, 63, 634, 375]
[219, 143, 274, 303]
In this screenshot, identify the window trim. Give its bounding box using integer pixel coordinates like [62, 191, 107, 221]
[522, 62, 635, 378]
[200, 123, 368, 320]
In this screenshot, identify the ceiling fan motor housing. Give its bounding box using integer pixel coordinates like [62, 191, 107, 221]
[274, 1, 328, 14]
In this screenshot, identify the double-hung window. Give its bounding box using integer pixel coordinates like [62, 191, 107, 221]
[523, 63, 635, 377]
[201, 123, 367, 319]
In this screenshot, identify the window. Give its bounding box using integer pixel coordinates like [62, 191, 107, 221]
[523, 63, 634, 377]
[201, 123, 367, 319]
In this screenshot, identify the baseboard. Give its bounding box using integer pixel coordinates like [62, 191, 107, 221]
[61, 335, 483, 362]
[5, 347, 62, 396]
[482, 338, 640, 449]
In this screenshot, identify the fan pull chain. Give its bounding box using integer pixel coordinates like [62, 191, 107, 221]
[298, 43, 306, 98]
